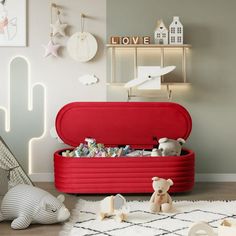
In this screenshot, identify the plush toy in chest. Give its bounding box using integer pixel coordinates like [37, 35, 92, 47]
[54, 102, 195, 194]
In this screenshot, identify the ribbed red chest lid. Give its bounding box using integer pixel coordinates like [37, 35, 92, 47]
[56, 102, 192, 147]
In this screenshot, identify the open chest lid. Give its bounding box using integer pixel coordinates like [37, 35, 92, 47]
[56, 102, 192, 148]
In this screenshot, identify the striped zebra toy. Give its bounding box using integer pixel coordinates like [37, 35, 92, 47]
[0, 184, 70, 229]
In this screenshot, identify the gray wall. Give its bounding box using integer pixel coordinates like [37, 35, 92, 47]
[107, 0, 236, 173]
[0, 0, 106, 180]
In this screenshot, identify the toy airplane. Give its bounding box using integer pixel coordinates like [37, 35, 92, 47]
[124, 66, 176, 89]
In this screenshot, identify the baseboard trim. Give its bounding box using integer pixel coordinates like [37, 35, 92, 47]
[29, 173, 54, 182]
[29, 173, 236, 182]
[195, 174, 236, 182]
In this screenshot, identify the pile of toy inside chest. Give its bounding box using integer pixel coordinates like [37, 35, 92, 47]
[54, 102, 195, 194]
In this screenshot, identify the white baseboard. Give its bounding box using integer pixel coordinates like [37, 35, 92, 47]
[195, 174, 236, 182]
[29, 173, 54, 182]
[29, 173, 236, 183]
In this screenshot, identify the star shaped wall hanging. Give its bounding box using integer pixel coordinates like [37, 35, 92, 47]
[50, 19, 67, 37]
[43, 39, 61, 57]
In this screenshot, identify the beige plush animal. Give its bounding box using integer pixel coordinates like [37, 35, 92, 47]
[150, 177, 174, 213]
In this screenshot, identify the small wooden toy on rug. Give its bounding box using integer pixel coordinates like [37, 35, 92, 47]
[188, 221, 215, 236]
[98, 194, 130, 222]
[149, 177, 174, 213]
[188, 219, 236, 236]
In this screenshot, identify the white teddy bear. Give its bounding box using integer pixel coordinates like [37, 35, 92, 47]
[158, 137, 185, 156]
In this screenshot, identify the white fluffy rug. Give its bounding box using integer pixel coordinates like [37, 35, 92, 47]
[60, 200, 236, 236]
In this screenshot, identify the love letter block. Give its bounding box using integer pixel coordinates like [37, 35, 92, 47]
[110, 36, 120, 44]
[110, 36, 151, 45]
[142, 36, 151, 44]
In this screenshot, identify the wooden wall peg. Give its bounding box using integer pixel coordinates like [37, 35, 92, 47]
[51, 3, 57, 8]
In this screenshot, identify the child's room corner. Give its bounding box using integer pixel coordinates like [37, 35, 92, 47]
[1, 0, 236, 235]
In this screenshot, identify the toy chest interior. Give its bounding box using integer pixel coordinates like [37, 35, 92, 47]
[54, 102, 195, 194]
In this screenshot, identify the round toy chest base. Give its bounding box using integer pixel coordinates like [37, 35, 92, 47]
[54, 149, 195, 194]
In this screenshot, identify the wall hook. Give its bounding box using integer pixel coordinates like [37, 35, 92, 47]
[51, 3, 57, 8]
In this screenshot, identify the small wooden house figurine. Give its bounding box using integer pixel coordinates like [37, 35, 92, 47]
[154, 20, 168, 45]
[169, 16, 183, 45]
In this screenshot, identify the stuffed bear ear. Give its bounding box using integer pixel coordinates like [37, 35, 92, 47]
[159, 137, 168, 143]
[152, 177, 159, 181]
[167, 179, 174, 186]
[177, 138, 185, 145]
[57, 194, 65, 203]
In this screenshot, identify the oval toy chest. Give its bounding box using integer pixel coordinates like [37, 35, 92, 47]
[54, 102, 195, 193]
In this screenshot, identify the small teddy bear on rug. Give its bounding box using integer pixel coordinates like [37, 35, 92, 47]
[150, 177, 174, 213]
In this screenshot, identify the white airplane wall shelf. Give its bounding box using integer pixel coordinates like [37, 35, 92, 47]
[124, 66, 176, 99]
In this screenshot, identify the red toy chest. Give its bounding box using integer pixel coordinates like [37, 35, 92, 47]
[54, 102, 195, 194]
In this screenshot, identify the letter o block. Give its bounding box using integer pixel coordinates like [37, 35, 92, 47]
[121, 37, 131, 45]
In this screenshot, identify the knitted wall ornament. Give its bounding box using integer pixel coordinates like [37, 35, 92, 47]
[67, 14, 98, 62]
[50, 4, 67, 37]
[42, 3, 67, 57]
[43, 39, 60, 57]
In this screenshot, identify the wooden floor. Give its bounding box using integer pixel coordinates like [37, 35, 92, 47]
[1, 182, 236, 236]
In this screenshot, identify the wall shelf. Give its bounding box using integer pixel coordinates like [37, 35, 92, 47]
[107, 82, 191, 86]
[106, 44, 191, 100]
[106, 44, 191, 48]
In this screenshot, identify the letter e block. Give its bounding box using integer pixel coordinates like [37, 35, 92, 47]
[142, 36, 151, 45]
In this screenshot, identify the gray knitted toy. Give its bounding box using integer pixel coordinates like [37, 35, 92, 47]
[0, 184, 70, 229]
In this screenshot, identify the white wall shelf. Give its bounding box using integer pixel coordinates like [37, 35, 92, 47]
[107, 44, 191, 100]
[107, 82, 191, 86]
[106, 44, 191, 48]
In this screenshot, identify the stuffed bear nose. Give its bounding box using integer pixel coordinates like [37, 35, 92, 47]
[158, 189, 162, 194]
[57, 207, 70, 222]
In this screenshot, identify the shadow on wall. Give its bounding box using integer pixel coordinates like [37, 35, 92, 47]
[185, 24, 213, 49]
[92, 34, 105, 63]
[0, 169, 8, 195]
[184, 24, 227, 103]
[0, 57, 45, 173]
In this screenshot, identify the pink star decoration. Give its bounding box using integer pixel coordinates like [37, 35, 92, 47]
[43, 40, 61, 57]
